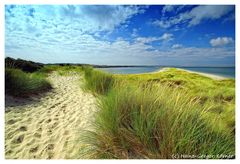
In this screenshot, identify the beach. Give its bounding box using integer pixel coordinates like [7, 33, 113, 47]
[5, 72, 97, 159]
[4, 66, 235, 159]
[4, 4, 236, 159]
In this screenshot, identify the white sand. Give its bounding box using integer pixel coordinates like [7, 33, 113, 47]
[155, 67, 170, 73]
[5, 72, 97, 159]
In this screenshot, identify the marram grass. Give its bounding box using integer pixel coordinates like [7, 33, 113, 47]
[80, 69, 235, 159]
[5, 68, 52, 96]
[82, 66, 114, 95]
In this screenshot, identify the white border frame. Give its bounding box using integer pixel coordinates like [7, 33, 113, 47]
[0, 0, 239, 163]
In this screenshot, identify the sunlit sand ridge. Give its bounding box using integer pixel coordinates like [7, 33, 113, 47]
[5, 72, 97, 159]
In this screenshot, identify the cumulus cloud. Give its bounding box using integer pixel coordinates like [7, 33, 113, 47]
[5, 5, 146, 34]
[154, 47, 234, 60]
[5, 5, 235, 66]
[131, 28, 138, 37]
[187, 5, 234, 26]
[135, 37, 160, 43]
[162, 5, 175, 14]
[210, 37, 234, 47]
[62, 5, 146, 32]
[135, 33, 173, 44]
[172, 44, 183, 49]
[152, 20, 171, 28]
[162, 5, 186, 15]
[153, 5, 234, 29]
[160, 33, 174, 41]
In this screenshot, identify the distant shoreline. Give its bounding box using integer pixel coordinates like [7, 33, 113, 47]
[45, 63, 235, 69]
[99, 66, 234, 79]
[156, 67, 228, 80]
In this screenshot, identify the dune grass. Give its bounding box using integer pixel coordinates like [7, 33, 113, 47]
[115, 68, 235, 133]
[82, 66, 114, 95]
[5, 64, 84, 97]
[81, 83, 234, 159]
[5, 68, 52, 97]
[40, 65, 84, 76]
[80, 67, 235, 159]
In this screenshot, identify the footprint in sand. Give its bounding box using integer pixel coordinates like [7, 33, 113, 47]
[37, 127, 42, 132]
[46, 119, 52, 123]
[34, 132, 41, 138]
[5, 72, 97, 159]
[18, 126, 27, 131]
[46, 144, 54, 151]
[12, 134, 24, 144]
[29, 146, 39, 153]
[51, 122, 58, 129]
[38, 119, 45, 124]
[7, 119, 16, 125]
[47, 129, 52, 134]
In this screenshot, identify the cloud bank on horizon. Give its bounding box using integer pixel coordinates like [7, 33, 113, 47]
[5, 5, 235, 66]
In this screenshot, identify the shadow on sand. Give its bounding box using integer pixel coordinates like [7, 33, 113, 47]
[5, 89, 55, 110]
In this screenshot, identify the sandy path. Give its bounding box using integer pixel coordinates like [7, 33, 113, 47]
[5, 72, 97, 159]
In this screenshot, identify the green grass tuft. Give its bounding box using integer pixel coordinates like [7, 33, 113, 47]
[5, 68, 52, 97]
[82, 66, 114, 95]
[81, 82, 234, 159]
[80, 67, 235, 159]
[115, 68, 235, 132]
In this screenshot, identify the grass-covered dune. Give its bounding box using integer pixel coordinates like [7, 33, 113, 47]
[5, 60, 87, 97]
[4, 58, 235, 159]
[83, 66, 114, 95]
[5, 57, 53, 97]
[81, 66, 235, 159]
[5, 68, 52, 97]
[116, 68, 235, 132]
[4, 57, 88, 97]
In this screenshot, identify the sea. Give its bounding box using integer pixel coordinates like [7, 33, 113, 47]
[97, 66, 235, 79]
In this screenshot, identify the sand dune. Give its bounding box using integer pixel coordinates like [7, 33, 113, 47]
[5, 72, 97, 159]
[155, 67, 226, 80]
[176, 68, 227, 80]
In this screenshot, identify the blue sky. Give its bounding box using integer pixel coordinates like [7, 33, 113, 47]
[5, 5, 235, 66]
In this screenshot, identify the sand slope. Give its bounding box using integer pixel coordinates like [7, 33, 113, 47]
[5, 72, 97, 159]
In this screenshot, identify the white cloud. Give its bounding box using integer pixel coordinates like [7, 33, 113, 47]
[135, 33, 173, 44]
[160, 33, 174, 41]
[135, 37, 159, 43]
[162, 5, 186, 15]
[153, 5, 234, 29]
[5, 30, 235, 65]
[131, 28, 138, 37]
[153, 47, 234, 59]
[162, 5, 175, 14]
[5, 5, 235, 66]
[5, 5, 146, 34]
[152, 20, 171, 28]
[172, 44, 183, 49]
[188, 5, 234, 26]
[210, 37, 234, 47]
[73, 5, 145, 32]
